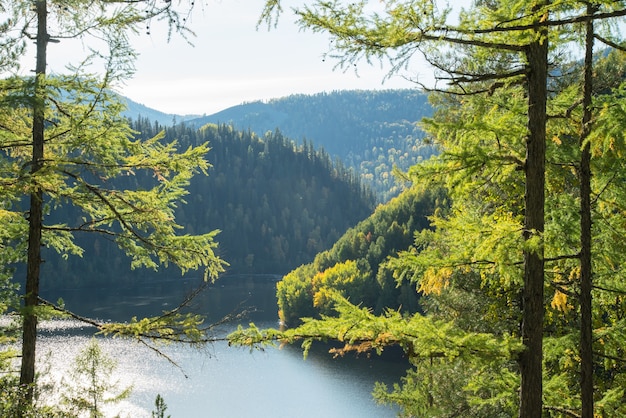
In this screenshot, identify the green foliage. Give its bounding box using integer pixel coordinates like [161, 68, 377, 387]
[151, 395, 170, 418]
[382, 55, 626, 414]
[258, 2, 626, 416]
[1, 73, 227, 283]
[373, 358, 519, 418]
[311, 259, 373, 315]
[39, 121, 376, 287]
[276, 184, 445, 325]
[0, 0, 227, 409]
[99, 311, 206, 344]
[276, 264, 317, 326]
[186, 90, 437, 201]
[376, 50, 626, 416]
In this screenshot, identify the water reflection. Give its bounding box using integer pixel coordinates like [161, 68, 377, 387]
[30, 276, 407, 417]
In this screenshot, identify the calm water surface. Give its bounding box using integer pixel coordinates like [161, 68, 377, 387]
[34, 276, 408, 417]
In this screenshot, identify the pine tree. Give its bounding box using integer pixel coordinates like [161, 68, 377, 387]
[60, 338, 132, 418]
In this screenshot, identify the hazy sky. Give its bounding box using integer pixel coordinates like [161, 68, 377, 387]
[8, 1, 443, 116]
[105, 0, 429, 116]
[9, 1, 480, 117]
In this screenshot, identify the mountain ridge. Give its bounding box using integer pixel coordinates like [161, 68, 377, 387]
[177, 89, 437, 201]
[120, 95, 202, 125]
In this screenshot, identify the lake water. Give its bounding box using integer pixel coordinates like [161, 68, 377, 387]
[32, 276, 408, 417]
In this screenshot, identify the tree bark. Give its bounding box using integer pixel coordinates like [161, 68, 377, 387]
[519, 4, 548, 417]
[579, 4, 595, 417]
[19, 0, 48, 408]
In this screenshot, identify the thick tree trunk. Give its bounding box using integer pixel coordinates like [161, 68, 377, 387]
[519, 6, 548, 417]
[579, 5, 595, 417]
[19, 0, 48, 408]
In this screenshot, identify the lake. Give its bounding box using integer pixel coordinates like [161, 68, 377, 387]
[32, 276, 409, 417]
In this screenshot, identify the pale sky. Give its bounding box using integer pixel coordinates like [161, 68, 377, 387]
[8, 0, 445, 116]
[93, 0, 429, 116]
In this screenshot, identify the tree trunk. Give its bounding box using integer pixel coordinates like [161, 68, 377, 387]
[519, 5, 548, 417]
[579, 5, 595, 417]
[19, 0, 48, 408]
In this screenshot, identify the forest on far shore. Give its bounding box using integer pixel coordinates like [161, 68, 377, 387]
[38, 121, 377, 288]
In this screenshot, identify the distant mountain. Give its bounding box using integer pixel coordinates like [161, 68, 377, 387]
[183, 90, 431, 157]
[120, 96, 201, 126]
[183, 90, 437, 201]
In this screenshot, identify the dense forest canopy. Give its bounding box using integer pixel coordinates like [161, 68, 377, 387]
[185, 90, 438, 201]
[275, 184, 445, 326]
[37, 120, 376, 288]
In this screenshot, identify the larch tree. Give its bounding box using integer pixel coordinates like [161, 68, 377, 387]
[0, 0, 226, 411]
[231, 46, 626, 415]
[244, 1, 626, 416]
[258, 1, 549, 415]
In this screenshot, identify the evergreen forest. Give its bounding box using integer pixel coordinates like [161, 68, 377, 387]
[184, 90, 438, 201]
[276, 185, 444, 326]
[39, 120, 376, 289]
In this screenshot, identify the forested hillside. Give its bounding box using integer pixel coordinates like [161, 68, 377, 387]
[276, 185, 445, 326]
[39, 121, 375, 289]
[184, 90, 437, 201]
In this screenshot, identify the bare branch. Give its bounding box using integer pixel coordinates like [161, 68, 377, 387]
[594, 34, 626, 52]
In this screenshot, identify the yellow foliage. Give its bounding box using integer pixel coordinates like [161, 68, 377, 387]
[568, 266, 581, 281]
[374, 331, 398, 346]
[551, 135, 562, 145]
[313, 287, 332, 309]
[419, 266, 452, 295]
[551, 289, 571, 313]
[311, 271, 325, 291]
[312, 290, 324, 308]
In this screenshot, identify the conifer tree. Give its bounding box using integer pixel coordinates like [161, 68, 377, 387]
[0, 0, 226, 411]
[60, 338, 131, 418]
[251, 1, 626, 416]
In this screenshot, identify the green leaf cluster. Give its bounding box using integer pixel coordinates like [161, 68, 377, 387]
[99, 311, 206, 345]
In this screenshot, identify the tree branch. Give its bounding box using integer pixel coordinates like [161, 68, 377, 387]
[591, 284, 626, 295]
[543, 405, 581, 418]
[593, 34, 626, 52]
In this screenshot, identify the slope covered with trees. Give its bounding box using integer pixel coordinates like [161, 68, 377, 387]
[40, 120, 376, 288]
[185, 90, 437, 201]
[276, 185, 444, 326]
